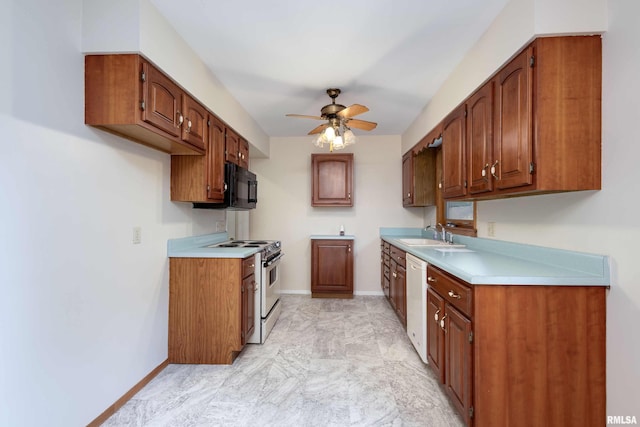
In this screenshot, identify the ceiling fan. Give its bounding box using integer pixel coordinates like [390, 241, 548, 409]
[286, 88, 377, 151]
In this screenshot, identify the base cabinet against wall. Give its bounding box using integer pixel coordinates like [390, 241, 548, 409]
[169, 255, 256, 364]
[425, 264, 607, 427]
[380, 242, 406, 328]
[311, 238, 354, 298]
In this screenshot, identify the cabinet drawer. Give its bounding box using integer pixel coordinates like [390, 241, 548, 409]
[389, 245, 406, 268]
[242, 256, 256, 278]
[427, 266, 472, 317]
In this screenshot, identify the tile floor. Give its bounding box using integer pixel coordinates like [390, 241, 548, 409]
[103, 295, 465, 426]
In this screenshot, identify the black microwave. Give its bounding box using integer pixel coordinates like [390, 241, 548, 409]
[193, 163, 257, 210]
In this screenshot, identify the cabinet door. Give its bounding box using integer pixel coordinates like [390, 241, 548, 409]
[311, 239, 354, 294]
[238, 138, 249, 169]
[241, 273, 256, 345]
[427, 288, 445, 383]
[467, 81, 494, 195]
[442, 104, 467, 199]
[225, 128, 240, 165]
[402, 151, 414, 206]
[141, 61, 181, 138]
[445, 303, 473, 426]
[182, 95, 208, 151]
[207, 116, 226, 202]
[494, 46, 533, 190]
[389, 258, 398, 311]
[396, 264, 407, 327]
[311, 154, 354, 206]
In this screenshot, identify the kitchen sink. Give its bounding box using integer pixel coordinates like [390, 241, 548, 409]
[434, 247, 475, 253]
[396, 238, 466, 248]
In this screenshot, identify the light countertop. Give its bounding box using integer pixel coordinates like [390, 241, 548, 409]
[167, 232, 261, 259]
[380, 227, 610, 286]
[310, 234, 355, 240]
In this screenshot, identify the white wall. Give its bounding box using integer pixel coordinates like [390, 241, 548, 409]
[403, 0, 637, 417]
[250, 136, 424, 295]
[0, 0, 226, 425]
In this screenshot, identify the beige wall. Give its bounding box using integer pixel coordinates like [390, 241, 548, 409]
[250, 136, 425, 295]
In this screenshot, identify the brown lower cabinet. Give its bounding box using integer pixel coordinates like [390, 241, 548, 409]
[169, 255, 256, 364]
[380, 241, 406, 328]
[311, 238, 354, 298]
[426, 264, 606, 426]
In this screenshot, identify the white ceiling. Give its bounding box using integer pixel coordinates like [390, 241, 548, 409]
[151, 0, 509, 138]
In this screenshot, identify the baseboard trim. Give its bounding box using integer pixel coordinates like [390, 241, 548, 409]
[87, 359, 169, 427]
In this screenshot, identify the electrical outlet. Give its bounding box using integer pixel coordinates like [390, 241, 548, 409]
[132, 226, 142, 244]
[487, 221, 496, 237]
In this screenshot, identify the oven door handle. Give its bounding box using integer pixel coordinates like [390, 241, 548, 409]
[263, 252, 284, 267]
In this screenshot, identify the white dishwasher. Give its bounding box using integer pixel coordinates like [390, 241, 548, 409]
[406, 253, 428, 363]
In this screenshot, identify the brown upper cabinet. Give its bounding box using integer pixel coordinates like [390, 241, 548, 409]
[85, 54, 206, 155]
[225, 128, 240, 165]
[466, 81, 494, 196]
[403, 127, 438, 207]
[311, 153, 354, 207]
[441, 104, 467, 199]
[171, 115, 226, 203]
[238, 137, 249, 169]
[437, 35, 601, 201]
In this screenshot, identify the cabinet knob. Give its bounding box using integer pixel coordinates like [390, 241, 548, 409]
[427, 276, 436, 283]
[491, 160, 499, 179]
[448, 290, 461, 299]
[440, 314, 448, 331]
[407, 192, 411, 197]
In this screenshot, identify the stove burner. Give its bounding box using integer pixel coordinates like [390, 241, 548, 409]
[217, 243, 240, 247]
[243, 244, 260, 247]
[248, 240, 268, 244]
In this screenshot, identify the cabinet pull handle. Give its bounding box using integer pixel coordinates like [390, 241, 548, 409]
[392, 271, 397, 278]
[407, 192, 411, 197]
[440, 314, 448, 331]
[491, 160, 499, 180]
[348, 245, 351, 253]
[253, 281, 259, 292]
[177, 112, 184, 126]
[186, 119, 192, 132]
[448, 290, 461, 299]
[348, 192, 351, 199]
[482, 163, 489, 180]
[434, 309, 440, 323]
[427, 276, 436, 283]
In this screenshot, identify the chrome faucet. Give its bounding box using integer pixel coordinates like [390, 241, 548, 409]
[437, 223, 447, 242]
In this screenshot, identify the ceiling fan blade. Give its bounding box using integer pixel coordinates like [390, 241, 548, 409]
[347, 119, 377, 131]
[285, 114, 325, 120]
[308, 123, 329, 135]
[337, 104, 369, 119]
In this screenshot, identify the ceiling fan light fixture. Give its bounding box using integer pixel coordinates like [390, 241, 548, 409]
[343, 128, 356, 146]
[333, 135, 345, 150]
[324, 126, 336, 141]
